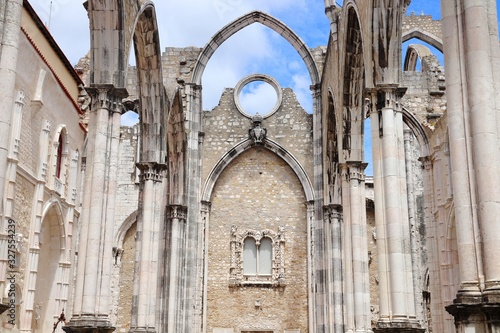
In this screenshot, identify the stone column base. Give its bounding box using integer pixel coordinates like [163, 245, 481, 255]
[374, 320, 425, 333]
[128, 328, 157, 333]
[63, 317, 115, 333]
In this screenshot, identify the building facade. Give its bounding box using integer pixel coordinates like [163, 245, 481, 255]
[0, 0, 499, 332]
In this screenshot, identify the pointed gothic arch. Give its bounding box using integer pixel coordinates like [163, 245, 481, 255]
[132, 2, 166, 163]
[202, 138, 314, 203]
[404, 44, 433, 71]
[190, 11, 320, 87]
[402, 28, 443, 53]
[341, 5, 365, 161]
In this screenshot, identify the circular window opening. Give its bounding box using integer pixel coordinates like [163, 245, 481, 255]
[234, 74, 282, 118]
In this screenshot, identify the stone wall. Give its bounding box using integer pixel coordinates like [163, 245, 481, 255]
[402, 14, 442, 40]
[201, 87, 314, 186]
[207, 147, 309, 333]
[115, 222, 137, 333]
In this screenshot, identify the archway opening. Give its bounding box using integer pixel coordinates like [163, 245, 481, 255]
[33, 205, 63, 333]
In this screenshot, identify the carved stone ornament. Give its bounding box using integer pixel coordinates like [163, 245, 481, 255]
[229, 225, 286, 287]
[249, 114, 267, 144]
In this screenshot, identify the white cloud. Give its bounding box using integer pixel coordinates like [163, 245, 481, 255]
[239, 81, 278, 116]
[29, 0, 330, 115]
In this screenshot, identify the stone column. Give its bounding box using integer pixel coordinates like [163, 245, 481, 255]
[459, 0, 500, 295]
[0, 91, 24, 295]
[340, 163, 354, 333]
[371, 89, 422, 332]
[324, 205, 343, 333]
[341, 161, 371, 333]
[0, 0, 22, 225]
[165, 205, 187, 333]
[64, 85, 126, 333]
[442, 0, 500, 330]
[403, 128, 425, 327]
[347, 161, 371, 332]
[129, 162, 166, 333]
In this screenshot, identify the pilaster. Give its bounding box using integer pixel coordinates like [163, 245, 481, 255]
[0, 0, 23, 228]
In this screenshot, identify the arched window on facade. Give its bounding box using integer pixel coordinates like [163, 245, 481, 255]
[56, 133, 64, 178]
[230, 227, 285, 287]
[243, 237, 272, 276]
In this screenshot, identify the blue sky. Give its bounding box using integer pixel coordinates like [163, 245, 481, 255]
[30, 0, 499, 174]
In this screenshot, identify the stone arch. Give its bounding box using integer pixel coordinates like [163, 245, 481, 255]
[325, 88, 340, 205]
[167, 90, 187, 205]
[404, 44, 433, 71]
[190, 11, 320, 87]
[402, 28, 443, 53]
[33, 200, 66, 333]
[114, 210, 138, 249]
[51, 125, 69, 192]
[341, 4, 365, 161]
[202, 138, 314, 203]
[40, 199, 66, 252]
[401, 107, 431, 157]
[132, 2, 166, 163]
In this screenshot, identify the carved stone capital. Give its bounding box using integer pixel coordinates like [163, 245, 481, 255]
[87, 84, 128, 114]
[418, 156, 433, 170]
[346, 161, 368, 182]
[136, 162, 167, 183]
[166, 205, 187, 222]
[323, 204, 342, 222]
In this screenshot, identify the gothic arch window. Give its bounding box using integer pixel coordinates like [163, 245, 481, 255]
[230, 226, 285, 287]
[56, 133, 64, 178]
[52, 127, 68, 195]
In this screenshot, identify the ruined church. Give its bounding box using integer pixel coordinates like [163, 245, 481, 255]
[0, 0, 499, 332]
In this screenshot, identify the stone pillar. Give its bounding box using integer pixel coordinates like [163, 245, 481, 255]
[200, 201, 211, 332]
[165, 205, 188, 333]
[459, 0, 500, 295]
[324, 205, 343, 333]
[0, 0, 22, 225]
[129, 162, 166, 333]
[348, 161, 371, 332]
[371, 89, 422, 333]
[342, 162, 371, 333]
[340, 163, 354, 333]
[403, 128, 425, 327]
[64, 85, 126, 333]
[441, 0, 500, 330]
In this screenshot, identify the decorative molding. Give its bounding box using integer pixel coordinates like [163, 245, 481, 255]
[229, 225, 286, 287]
[87, 85, 128, 114]
[248, 114, 267, 144]
[136, 162, 167, 183]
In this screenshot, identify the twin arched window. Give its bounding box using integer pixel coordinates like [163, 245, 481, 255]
[243, 237, 272, 276]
